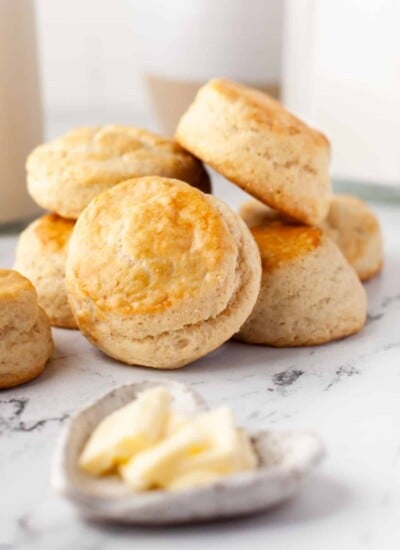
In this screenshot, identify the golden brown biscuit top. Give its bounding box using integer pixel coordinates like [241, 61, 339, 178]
[0, 269, 35, 300]
[251, 224, 322, 271]
[27, 126, 206, 188]
[68, 177, 237, 316]
[34, 214, 75, 252]
[209, 79, 329, 148]
[57, 126, 185, 158]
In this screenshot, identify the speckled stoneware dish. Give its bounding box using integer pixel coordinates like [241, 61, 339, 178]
[51, 380, 324, 525]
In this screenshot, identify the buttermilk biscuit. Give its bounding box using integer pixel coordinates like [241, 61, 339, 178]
[236, 224, 367, 346]
[0, 270, 53, 389]
[14, 214, 77, 328]
[323, 194, 383, 281]
[66, 177, 261, 368]
[175, 78, 331, 225]
[27, 126, 211, 219]
[240, 195, 383, 281]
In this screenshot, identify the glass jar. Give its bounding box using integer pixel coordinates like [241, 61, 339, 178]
[0, 0, 43, 230]
[283, 0, 400, 200]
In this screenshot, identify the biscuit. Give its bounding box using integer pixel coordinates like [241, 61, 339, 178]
[14, 214, 77, 328]
[239, 200, 282, 228]
[240, 194, 383, 281]
[27, 126, 211, 219]
[66, 177, 261, 368]
[322, 194, 383, 281]
[0, 270, 53, 389]
[176, 78, 330, 225]
[236, 224, 367, 346]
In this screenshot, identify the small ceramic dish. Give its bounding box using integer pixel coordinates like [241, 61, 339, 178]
[51, 380, 324, 525]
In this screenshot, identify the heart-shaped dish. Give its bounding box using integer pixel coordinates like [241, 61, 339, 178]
[51, 380, 324, 524]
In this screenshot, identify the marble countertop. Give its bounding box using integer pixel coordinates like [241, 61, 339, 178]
[1, 181, 399, 550]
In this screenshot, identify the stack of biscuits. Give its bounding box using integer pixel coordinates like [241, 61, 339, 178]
[8, 78, 383, 378]
[176, 79, 382, 347]
[14, 126, 211, 330]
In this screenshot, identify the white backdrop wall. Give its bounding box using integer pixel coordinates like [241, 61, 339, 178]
[35, 0, 149, 136]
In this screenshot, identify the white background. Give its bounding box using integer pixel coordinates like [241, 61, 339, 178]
[36, 0, 149, 134]
[35, 0, 283, 137]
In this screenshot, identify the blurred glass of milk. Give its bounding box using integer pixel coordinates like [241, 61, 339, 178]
[0, 0, 42, 226]
[283, 0, 400, 194]
[128, 0, 283, 136]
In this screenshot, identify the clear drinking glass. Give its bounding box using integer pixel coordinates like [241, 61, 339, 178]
[128, 0, 283, 136]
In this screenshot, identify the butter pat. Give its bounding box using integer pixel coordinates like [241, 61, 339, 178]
[165, 411, 189, 436]
[179, 407, 256, 475]
[78, 386, 170, 475]
[120, 407, 257, 490]
[120, 422, 208, 490]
